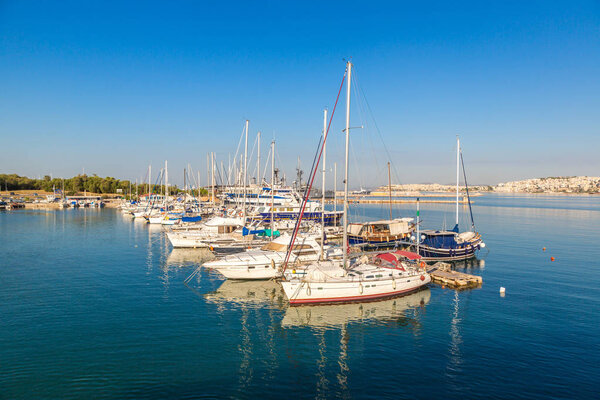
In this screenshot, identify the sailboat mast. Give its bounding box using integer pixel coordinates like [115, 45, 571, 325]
[343, 61, 352, 269]
[211, 152, 215, 204]
[321, 108, 328, 259]
[165, 160, 168, 206]
[271, 140, 275, 236]
[148, 165, 151, 198]
[388, 162, 392, 221]
[417, 197, 420, 255]
[243, 120, 249, 221]
[257, 131, 261, 186]
[456, 136, 460, 228]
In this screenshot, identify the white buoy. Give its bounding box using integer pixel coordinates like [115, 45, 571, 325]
[500, 287, 506, 295]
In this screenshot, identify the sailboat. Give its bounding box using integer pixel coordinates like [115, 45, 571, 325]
[204, 232, 342, 280]
[411, 137, 486, 261]
[280, 61, 430, 305]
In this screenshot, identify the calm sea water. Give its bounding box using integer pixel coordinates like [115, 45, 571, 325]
[1, 194, 599, 399]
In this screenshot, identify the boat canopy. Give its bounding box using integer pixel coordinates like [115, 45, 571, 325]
[374, 250, 421, 270]
[182, 216, 202, 223]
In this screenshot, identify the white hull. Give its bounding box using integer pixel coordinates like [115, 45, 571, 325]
[281, 265, 430, 305]
[168, 235, 211, 248]
[211, 264, 281, 280]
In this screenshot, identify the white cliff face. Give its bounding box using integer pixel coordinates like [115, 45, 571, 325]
[494, 176, 600, 193]
[370, 177, 600, 194]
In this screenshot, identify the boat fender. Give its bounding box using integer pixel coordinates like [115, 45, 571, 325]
[209, 246, 214, 252]
[270, 259, 275, 269]
[392, 279, 396, 290]
[359, 283, 363, 294]
[306, 284, 311, 296]
[420, 275, 425, 281]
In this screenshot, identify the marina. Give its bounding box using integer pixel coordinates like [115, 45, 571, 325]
[2, 2, 599, 398]
[1, 194, 598, 399]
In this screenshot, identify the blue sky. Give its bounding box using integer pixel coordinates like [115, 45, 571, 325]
[1, 0, 599, 187]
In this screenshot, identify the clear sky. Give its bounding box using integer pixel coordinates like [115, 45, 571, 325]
[1, 0, 599, 187]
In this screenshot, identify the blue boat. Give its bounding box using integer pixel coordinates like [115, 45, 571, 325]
[409, 137, 486, 261]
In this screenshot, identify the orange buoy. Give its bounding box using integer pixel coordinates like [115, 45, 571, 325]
[550, 257, 555, 261]
[543, 247, 546, 251]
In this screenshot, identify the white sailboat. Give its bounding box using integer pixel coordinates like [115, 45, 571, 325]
[281, 61, 430, 305]
[204, 233, 342, 280]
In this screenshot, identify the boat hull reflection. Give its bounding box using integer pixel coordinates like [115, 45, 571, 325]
[166, 248, 215, 267]
[281, 288, 430, 328]
[204, 279, 286, 307]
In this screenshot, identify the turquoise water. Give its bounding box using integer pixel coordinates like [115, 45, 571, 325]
[1, 194, 599, 399]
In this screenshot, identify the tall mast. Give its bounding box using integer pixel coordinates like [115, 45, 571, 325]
[321, 108, 328, 259]
[211, 152, 215, 205]
[148, 165, 151, 198]
[343, 61, 352, 269]
[334, 162, 337, 217]
[417, 197, 421, 255]
[271, 140, 275, 237]
[165, 160, 168, 206]
[206, 153, 210, 200]
[388, 161, 393, 221]
[456, 135, 460, 229]
[257, 131, 261, 186]
[243, 120, 249, 221]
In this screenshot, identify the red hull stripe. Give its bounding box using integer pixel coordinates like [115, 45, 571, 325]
[289, 285, 425, 305]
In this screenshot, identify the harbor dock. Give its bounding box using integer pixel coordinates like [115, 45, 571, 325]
[427, 262, 483, 289]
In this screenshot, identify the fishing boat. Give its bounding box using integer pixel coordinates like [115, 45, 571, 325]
[347, 163, 415, 251]
[280, 61, 430, 305]
[347, 218, 414, 251]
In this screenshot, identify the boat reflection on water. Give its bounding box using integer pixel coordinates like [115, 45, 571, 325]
[204, 279, 287, 308]
[281, 288, 431, 329]
[451, 257, 485, 270]
[166, 248, 215, 268]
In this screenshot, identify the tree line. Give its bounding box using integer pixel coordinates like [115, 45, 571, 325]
[0, 173, 209, 196]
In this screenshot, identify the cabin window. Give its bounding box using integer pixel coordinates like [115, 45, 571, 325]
[372, 224, 390, 234]
[218, 226, 236, 234]
[366, 275, 374, 279]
